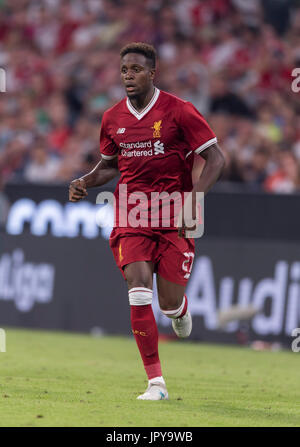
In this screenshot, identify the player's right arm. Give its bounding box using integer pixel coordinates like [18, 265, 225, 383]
[69, 157, 119, 202]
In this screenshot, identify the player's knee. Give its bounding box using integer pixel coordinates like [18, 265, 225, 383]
[160, 295, 187, 319]
[125, 266, 152, 290]
[124, 263, 152, 291]
[126, 267, 153, 305]
[159, 294, 182, 311]
[127, 277, 152, 290]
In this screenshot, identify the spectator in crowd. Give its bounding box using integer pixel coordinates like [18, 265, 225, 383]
[0, 174, 9, 228]
[264, 150, 300, 193]
[24, 143, 61, 184]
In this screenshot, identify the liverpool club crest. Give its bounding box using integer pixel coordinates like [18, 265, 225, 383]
[152, 120, 162, 138]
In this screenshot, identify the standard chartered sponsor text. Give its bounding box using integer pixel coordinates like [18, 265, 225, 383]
[120, 141, 152, 149]
[120, 140, 153, 157]
[121, 149, 153, 157]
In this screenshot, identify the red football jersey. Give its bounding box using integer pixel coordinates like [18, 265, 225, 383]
[99, 88, 217, 229]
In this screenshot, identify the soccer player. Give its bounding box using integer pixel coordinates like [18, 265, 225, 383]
[69, 43, 225, 400]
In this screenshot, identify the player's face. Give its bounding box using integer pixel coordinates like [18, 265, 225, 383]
[120, 53, 155, 98]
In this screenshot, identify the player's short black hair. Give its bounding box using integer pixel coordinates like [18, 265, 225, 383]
[120, 42, 156, 69]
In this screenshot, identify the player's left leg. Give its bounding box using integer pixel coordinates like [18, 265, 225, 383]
[156, 231, 195, 338]
[157, 275, 192, 338]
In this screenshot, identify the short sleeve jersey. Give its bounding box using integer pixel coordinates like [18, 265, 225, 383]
[100, 88, 217, 229]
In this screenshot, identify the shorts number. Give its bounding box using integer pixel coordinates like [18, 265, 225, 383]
[182, 252, 195, 279]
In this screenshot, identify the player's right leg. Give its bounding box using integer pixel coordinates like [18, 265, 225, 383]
[124, 261, 168, 401]
[109, 229, 168, 400]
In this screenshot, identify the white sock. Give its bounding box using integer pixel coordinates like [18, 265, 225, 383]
[161, 296, 186, 319]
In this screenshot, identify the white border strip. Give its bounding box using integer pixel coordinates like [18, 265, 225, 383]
[194, 137, 217, 155]
[126, 88, 160, 120]
[101, 153, 118, 160]
[128, 287, 153, 305]
[129, 287, 153, 294]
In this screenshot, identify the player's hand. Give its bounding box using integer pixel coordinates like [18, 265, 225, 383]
[177, 192, 197, 238]
[177, 221, 197, 238]
[69, 178, 88, 202]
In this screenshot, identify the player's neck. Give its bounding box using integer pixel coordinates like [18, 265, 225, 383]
[128, 86, 155, 113]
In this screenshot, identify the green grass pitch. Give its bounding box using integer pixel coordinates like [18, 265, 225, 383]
[0, 328, 299, 427]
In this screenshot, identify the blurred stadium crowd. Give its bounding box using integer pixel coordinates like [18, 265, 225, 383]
[0, 0, 300, 194]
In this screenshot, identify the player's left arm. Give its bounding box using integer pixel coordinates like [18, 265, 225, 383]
[177, 102, 225, 236]
[178, 143, 225, 237]
[192, 143, 225, 194]
[178, 102, 225, 193]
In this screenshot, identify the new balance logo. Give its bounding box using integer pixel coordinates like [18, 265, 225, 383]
[117, 128, 126, 134]
[154, 140, 164, 155]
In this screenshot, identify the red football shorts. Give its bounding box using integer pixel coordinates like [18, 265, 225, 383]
[109, 228, 195, 286]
